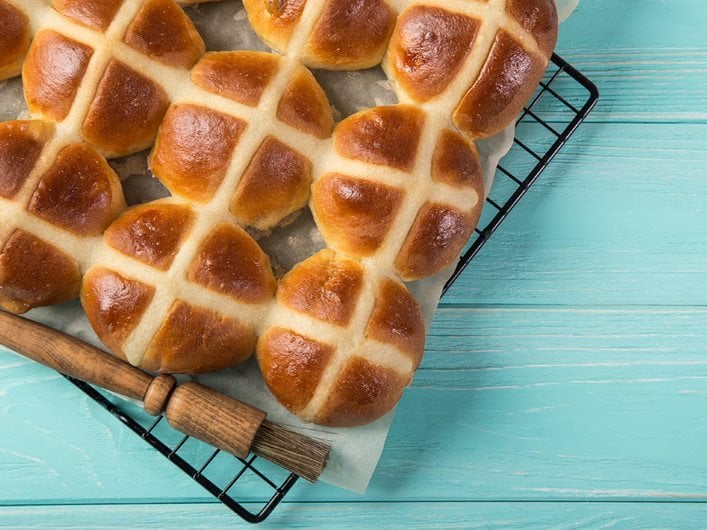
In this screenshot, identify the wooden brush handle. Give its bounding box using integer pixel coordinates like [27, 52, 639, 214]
[0, 311, 265, 458]
[166, 382, 266, 459]
[0, 310, 152, 401]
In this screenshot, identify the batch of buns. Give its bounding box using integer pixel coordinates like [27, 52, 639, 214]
[0, 0, 557, 427]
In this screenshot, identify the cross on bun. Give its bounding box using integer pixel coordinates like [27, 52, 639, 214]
[243, 0, 397, 70]
[243, 0, 557, 139]
[0, 0, 557, 427]
[0, 120, 124, 313]
[259, 249, 425, 426]
[312, 104, 485, 281]
[384, 0, 558, 139]
[83, 202, 277, 373]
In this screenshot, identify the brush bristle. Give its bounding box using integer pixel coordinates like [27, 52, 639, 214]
[251, 420, 331, 482]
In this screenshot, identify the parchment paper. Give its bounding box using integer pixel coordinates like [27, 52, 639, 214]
[1, 0, 579, 493]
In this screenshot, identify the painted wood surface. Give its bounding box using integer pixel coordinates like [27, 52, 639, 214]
[2, 0, 707, 527]
[3, 503, 707, 529]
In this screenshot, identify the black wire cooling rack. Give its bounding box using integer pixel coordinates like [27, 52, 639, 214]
[61, 54, 598, 524]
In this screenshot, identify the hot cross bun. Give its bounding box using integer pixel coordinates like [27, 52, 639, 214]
[0, 0, 557, 426]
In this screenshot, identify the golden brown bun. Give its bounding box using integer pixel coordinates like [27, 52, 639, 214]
[386, 0, 558, 139]
[312, 173, 404, 257]
[432, 128, 484, 189]
[387, 6, 481, 103]
[153, 51, 332, 229]
[151, 103, 247, 203]
[258, 327, 335, 413]
[258, 249, 426, 427]
[303, 0, 396, 70]
[242, 0, 306, 58]
[230, 136, 313, 231]
[28, 143, 126, 236]
[85, 204, 276, 374]
[395, 202, 478, 280]
[103, 202, 196, 271]
[0, 0, 559, 426]
[278, 249, 365, 326]
[192, 51, 279, 107]
[0, 0, 31, 81]
[0, 121, 54, 200]
[82, 60, 170, 158]
[0, 120, 123, 314]
[140, 300, 257, 374]
[277, 66, 335, 138]
[243, 0, 396, 70]
[124, 0, 205, 68]
[0, 230, 81, 314]
[314, 357, 408, 427]
[81, 267, 156, 361]
[452, 29, 551, 139]
[313, 105, 484, 281]
[23, 30, 94, 123]
[187, 223, 277, 304]
[51, 0, 124, 31]
[334, 105, 425, 172]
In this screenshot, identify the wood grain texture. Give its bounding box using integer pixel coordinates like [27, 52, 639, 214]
[165, 381, 266, 459]
[2, 307, 706, 504]
[445, 123, 707, 306]
[2, 502, 707, 528]
[2, 0, 707, 526]
[548, 0, 707, 124]
[0, 311, 152, 402]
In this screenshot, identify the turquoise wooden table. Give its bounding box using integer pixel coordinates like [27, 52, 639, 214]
[3, 0, 707, 527]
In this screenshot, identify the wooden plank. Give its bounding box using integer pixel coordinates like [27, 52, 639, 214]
[1, 502, 707, 528]
[2, 306, 706, 504]
[1, 0, 706, 525]
[553, 0, 707, 123]
[445, 121, 707, 306]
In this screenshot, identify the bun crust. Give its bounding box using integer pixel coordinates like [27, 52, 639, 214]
[0, 1, 30, 80]
[258, 250, 425, 426]
[0, 0, 557, 425]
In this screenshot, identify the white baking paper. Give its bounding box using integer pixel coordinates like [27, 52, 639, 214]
[556, 0, 581, 23]
[3, 0, 577, 493]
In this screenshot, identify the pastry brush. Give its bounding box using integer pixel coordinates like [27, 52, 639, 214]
[0, 310, 330, 482]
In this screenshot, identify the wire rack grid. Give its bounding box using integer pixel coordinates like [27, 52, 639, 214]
[59, 53, 599, 524]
